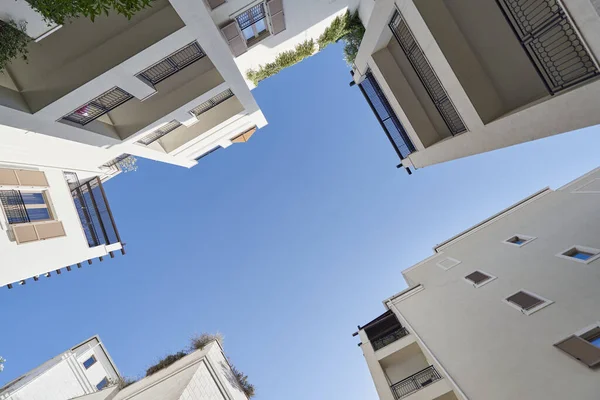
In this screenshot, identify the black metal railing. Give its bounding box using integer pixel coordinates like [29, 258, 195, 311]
[390, 366, 442, 399]
[190, 89, 234, 117]
[68, 175, 121, 248]
[101, 154, 131, 170]
[372, 327, 409, 351]
[0, 190, 30, 224]
[389, 11, 466, 135]
[496, 0, 599, 94]
[358, 71, 415, 160]
[138, 120, 181, 145]
[138, 42, 206, 85]
[63, 87, 133, 125]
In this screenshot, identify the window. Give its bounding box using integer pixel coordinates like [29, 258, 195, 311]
[557, 246, 600, 264]
[83, 355, 96, 369]
[236, 4, 270, 47]
[504, 290, 553, 315]
[503, 234, 536, 247]
[0, 190, 53, 224]
[436, 257, 461, 271]
[464, 271, 496, 288]
[555, 324, 600, 367]
[96, 377, 109, 390]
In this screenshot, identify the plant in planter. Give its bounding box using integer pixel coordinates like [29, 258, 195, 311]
[0, 356, 6, 371]
[246, 39, 316, 85]
[0, 20, 29, 72]
[27, 0, 155, 24]
[317, 10, 365, 65]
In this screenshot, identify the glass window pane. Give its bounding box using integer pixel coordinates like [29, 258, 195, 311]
[27, 208, 50, 221]
[96, 377, 108, 390]
[21, 193, 45, 205]
[591, 337, 600, 348]
[242, 26, 254, 40]
[573, 251, 592, 260]
[255, 19, 267, 34]
[83, 356, 96, 369]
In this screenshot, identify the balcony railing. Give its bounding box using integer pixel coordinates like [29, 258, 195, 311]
[358, 71, 415, 160]
[0, 190, 30, 224]
[389, 11, 466, 135]
[390, 366, 442, 399]
[372, 326, 409, 351]
[138, 120, 181, 145]
[190, 89, 234, 117]
[496, 0, 599, 94]
[63, 87, 133, 125]
[138, 42, 206, 85]
[67, 175, 121, 248]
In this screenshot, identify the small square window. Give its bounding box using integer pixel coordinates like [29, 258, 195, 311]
[557, 246, 600, 264]
[464, 270, 496, 288]
[96, 377, 109, 390]
[555, 324, 600, 367]
[503, 235, 536, 247]
[83, 355, 96, 369]
[504, 290, 553, 315]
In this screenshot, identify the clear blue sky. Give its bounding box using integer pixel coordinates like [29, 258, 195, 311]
[1, 43, 599, 400]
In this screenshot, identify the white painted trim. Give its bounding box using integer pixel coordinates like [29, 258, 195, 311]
[502, 234, 537, 248]
[436, 257, 461, 271]
[384, 284, 424, 305]
[572, 178, 600, 194]
[556, 245, 600, 264]
[463, 270, 497, 289]
[503, 289, 554, 316]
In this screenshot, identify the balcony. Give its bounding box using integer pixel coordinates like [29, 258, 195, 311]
[1, 0, 184, 113]
[372, 327, 410, 351]
[62, 87, 133, 126]
[413, 0, 599, 123]
[390, 366, 442, 399]
[66, 174, 121, 248]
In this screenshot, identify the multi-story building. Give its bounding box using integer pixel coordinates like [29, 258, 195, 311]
[355, 167, 600, 399]
[352, 0, 600, 171]
[0, 335, 249, 400]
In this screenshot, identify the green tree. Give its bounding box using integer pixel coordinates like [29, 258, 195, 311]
[0, 20, 29, 72]
[28, 0, 155, 24]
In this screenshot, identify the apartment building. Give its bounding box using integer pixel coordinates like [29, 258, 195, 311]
[352, 0, 600, 171]
[355, 167, 600, 400]
[0, 0, 364, 171]
[0, 336, 248, 400]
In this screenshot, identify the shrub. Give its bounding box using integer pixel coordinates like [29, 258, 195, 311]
[190, 333, 223, 351]
[145, 351, 187, 376]
[317, 10, 365, 65]
[27, 0, 155, 24]
[0, 20, 29, 72]
[231, 364, 255, 398]
[246, 39, 316, 85]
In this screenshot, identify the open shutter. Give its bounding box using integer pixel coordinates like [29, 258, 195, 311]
[267, 0, 285, 35]
[13, 221, 66, 244]
[206, 0, 226, 9]
[555, 335, 600, 368]
[221, 21, 247, 57]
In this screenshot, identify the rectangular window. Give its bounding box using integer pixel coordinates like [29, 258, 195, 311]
[503, 234, 536, 247]
[557, 246, 600, 264]
[96, 377, 109, 390]
[83, 355, 96, 369]
[464, 271, 496, 288]
[504, 290, 553, 315]
[236, 3, 270, 46]
[0, 190, 52, 224]
[555, 325, 600, 367]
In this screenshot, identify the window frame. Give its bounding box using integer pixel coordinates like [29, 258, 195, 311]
[556, 245, 600, 264]
[96, 377, 109, 390]
[503, 234, 536, 247]
[503, 289, 553, 315]
[463, 270, 497, 288]
[82, 355, 97, 369]
[234, 2, 272, 48]
[554, 322, 600, 367]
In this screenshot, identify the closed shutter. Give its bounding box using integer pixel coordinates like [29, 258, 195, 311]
[206, 0, 226, 9]
[555, 335, 600, 367]
[13, 221, 66, 244]
[267, 0, 285, 35]
[221, 21, 247, 57]
[506, 291, 544, 311]
[0, 168, 48, 187]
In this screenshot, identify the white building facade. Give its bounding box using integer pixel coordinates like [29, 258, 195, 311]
[356, 167, 600, 399]
[0, 336, 249, 400]
[352, 0, 600, 171]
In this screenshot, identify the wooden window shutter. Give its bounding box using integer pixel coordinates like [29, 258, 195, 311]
[221, 21, 247, 57]
[13, 221, 66, 244]
[206, 0, 226, 9]
[555, 335, 600, 367]
[0, 169, 20, 186]
[0, 168, 48, 187]
[267, 0, 285, 35]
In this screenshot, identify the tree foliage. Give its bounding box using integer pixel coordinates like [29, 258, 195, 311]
[246, 39, 316, 85]
[0, 20, 29, 72]
[317, 10, 365, 65]
[27, 0, 155, 24]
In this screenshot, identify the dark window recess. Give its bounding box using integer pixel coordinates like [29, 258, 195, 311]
[138, 42, 205, 85]
[389, 11, 466, 135]
[364, 311, 409, 351]
[206, 0, 226, 10]
[63, 87, 133, 126]
[555, 333, 600, 368]
[496, 0, 599, 94]
[190, 89, 234, 117]
[465, 271, 491, 285]
[506, 291, 544, 311]
[358, 71, 415, 160]
[138, 121, 181, 145]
